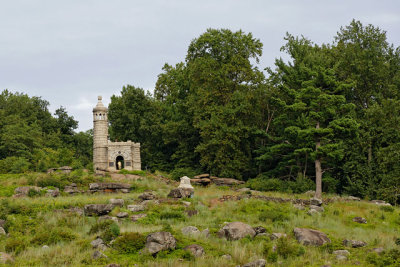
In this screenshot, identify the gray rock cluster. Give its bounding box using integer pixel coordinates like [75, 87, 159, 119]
[89, 183, 131, 193]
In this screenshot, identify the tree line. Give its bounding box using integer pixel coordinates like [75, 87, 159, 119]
[1, 20, 399, 203]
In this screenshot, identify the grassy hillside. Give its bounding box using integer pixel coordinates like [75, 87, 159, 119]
[0, 171, 399, 266]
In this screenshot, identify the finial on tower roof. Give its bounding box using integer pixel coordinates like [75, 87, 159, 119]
[98, 96, 102, 101]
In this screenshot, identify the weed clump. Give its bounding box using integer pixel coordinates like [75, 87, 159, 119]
[276, 238, 305, 258]
[31, 228, 76, 245]
[112, 232, 146, 254]
[89, 220, 120, 242]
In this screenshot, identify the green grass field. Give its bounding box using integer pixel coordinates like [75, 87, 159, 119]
[0, 172, 399, 266]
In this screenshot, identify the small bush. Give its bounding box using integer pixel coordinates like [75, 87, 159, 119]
[160, 210, 185, 221]
[276, 238, 305, 259]
[36, 175, 64, 189]
[89, 220, 120, 242]
[119, 169, 146, 176]
[247, 177, 283, 192]
[5, 236, 28, 254]
[112, 232, 146, 254]
[89, 220, 113, 235]
[170, 167, 197, 181]
[259, 209, 289, 222]
[380, 205, 394, 212]
[31, 228, 76, 245]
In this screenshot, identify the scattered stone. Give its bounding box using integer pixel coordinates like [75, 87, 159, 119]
[307, 209, 319, 215]
[145, 232, 177, 255]
[184, 244, 204, 257]
[243, 259, 266, 267]
[178, 176, 194, 190]
[309, 205, 324, 212]
[372, 247, 384, 254]
[370, 200, 391, 206]
[138, 192, 156, 201]
[168, 188, 194, 198]
[304, 190, 316, 196]
[116, 212, 129, 218]
[185, 210, 198, 217]
[109, 199, 124, 207]
[190, 178, 211, 186]
[293, 228, 331, 246]
[310, 197, 323, 206]
[270, 233, 287, 240]
[237, 187, 251, 193]
[343, 239, 367, 248]
[218, 222, 256, 240]
[201, 228, 210, 238]
[211, 177, 245, 186]
[84, 204, 114, 216]
[181, 226, 200, 236]
[194, 174, 210, 179]
[89, 183, 131, 193]
[336, 255, 347, 261]
[352, 217, 367, 224]
[347, 196, 361, 201]
[98, 216, 118, 223]
[253, 226, 267, 235]
[14, 186, 41, 197]
[92, 250, 107, 259]
[42, 245, 49, 249]
[293, 204, 305, 210]
[64, 183, 82, 194]
[91, 238, 107, 251]
[333, 250, 350, 256]
[182, 201, 191, 207]
[0, 227, 6, 235]
[221, 254, 232, 260]
[131, 213, 147, 222]
[0, 252, 13, 263]
[45, 187, 60, 197]
[127, 204, 145, 212]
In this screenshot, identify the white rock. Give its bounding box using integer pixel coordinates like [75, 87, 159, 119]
[178, 176, 194, 190]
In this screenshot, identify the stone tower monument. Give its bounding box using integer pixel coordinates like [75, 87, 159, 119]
[93, 96, 141, 172]
[93, 96, 109, 171]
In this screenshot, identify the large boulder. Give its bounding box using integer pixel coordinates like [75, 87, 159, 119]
[184, 244, 204, 257]
[293, 228, 331, 246]
[45, 187, 60, 197]
[167, 188, 193, 198]
[127, 204, 145, 212]
[190, 178, 211, 186]
[109, 198, 124, 207]
[64, 183, 82, 194]
[14, 186, 41, 196]
[343, 239, 367, 248]
[211, 177, 245, 186]
[84, 204, 114, 216]
[145, 232, 177, 255]
[310, 198, 323, 206]
[217, 222, 256, 240]
[178, 176, 194, 189]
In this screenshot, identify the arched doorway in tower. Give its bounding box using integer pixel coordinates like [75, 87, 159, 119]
[116, 156, 124, 170]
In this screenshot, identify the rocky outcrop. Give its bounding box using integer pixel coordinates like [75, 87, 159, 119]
[138, 192, 156, 201]
[212, 177, 245, 186]
[184, 244, 204, 257]
[145, 232, 177, 255]
[191, 173, 244, 186]
[371, 200, 392, 206]
[92, 250, 107, 259]
[352, 217, 367, 224]
[109, 198, 124, 207]
[253, 226, 267, 235]
[45, 188, 60, 197]
[47, 166, 73, 174]
[243, 259, 266, 267]
[116, 212, 129, 218]
[89, 183, 131, 193]
[168, 188, 193, 198]
[64, 183, 82, 194]
[343, 239, 367, 248]
[13, 186, 41, 197]
[310, 198, 323, 206]
[218, 222, 256, 240]
[84, 204, 114, 216]
[191, 178, 211, 186]
[127, 204, 145, 212]
[91, 238, 107, 251]
[293, 228, 331, 246]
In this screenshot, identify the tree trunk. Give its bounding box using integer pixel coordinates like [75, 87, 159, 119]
[315, 122, 322, 199]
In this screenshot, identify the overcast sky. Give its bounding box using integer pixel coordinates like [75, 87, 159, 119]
[1, 1, 400, 131]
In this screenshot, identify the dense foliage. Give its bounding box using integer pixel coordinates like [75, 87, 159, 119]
[2, 20, 400, 203]
[109, 21, 400, 203]
[0, 90, 92, 173]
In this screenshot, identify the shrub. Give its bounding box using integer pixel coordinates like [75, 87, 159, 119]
[170, 167, 197, 181]
[36, 175, 64, 189]
[395, 238, 400, 246]
[247, 177, 283, 192]
[89, 220, 113, 235]
[5, 236, 28, 254]
[31, 228, 76, 245]
[276, 238, 305, 259]
[119, 169, 147, 176]
[160, 210, 185, 221]
[112, 232, 146, 254]
[89, 220, 120, 242]
[259, 209, 289, 222]
[380, 205, 395, 212]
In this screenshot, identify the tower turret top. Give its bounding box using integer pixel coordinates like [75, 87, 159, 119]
[93, 95, 108, 112]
